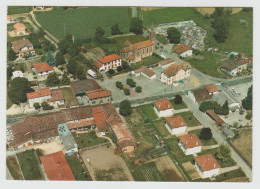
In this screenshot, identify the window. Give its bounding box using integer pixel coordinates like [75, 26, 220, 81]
[100, 100, 103, 104]
[92, 101, 96, 104]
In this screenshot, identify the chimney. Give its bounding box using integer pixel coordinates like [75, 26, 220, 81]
[214, 163, 216, 168]
[196, 141, 198, 145]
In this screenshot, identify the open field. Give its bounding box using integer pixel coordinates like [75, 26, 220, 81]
[72, 131, 108, 149]
[35, 7, 131, 40]
[230, 129, 252, 167]
[188, 129, 218, 146]
[195, 8, 242, 16]
[81, 146, 134, 181]
[61, 87, 78, 106]
[66, 155, 92, 181]
[8, 6, 32, 15]
[188, 52, 227, 78]
[6, 156, 23, 180]
[16, 149, 42, 180]
[174, 111, 201, 127]
[215, 168, 248, 182]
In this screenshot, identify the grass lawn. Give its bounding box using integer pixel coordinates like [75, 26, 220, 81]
[6, 156, 23, 180]
[8, 6, 33, 15]
[72, 131, 108, 149]
[65, 155, 92, 181]
[169, 99, 187, 110]
[188, 52, 227, 78]
[174, 111, 200, 127]
[198, 148, 237, 168]
[188, 129, 218, 146]
[35, 7, 131, 41]
[17, 149, 42, 180]
[139, 103, 158, 122]
[155, 34, 168, 44]
[7, 35, 29, 43]
[7, 92, 13, 110]
[215, 168, 247, 182]
[153, 120, 170, 137]
[137, 162, 162, 181]
[131, 55, 163, 70]
[61, 87, 79, 107]
[164, 138, 194, 163]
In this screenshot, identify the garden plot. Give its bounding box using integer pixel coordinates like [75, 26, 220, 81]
[182, 162, 201, 180]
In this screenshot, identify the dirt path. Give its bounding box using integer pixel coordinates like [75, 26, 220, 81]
[96, 131, 116, 149]
[202, 144, 220, 151]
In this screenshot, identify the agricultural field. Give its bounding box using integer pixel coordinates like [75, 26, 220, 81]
[6, 156, 23, 180]
[195, 8, 242, 16]
[174, 111, 201, 127]
[8, 6, 33, 15]
[188, 129, 218, 146]
[229, 129, 252, 167]
[16, 149, 42, 180]
[137, 161, 162, 181]
[61, 87, 79, 107]
[72, 131, 108, 149]
[35, 7, 131, 40]
[215, 168, 248, 182]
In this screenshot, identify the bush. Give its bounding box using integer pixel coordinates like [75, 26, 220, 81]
[108, 69, 115, 75]
[123, 88, 130, 95]
[199, 128, 213, 141]
[119, 100, 132, 116]
[33, 103, 41, 110]
[126, 78, 136, 88]
[117, 66, 123, 72]
[115, 81, 124, 90]
[41, 101, 54, 110]
[199, 101, 216, 112]
[135, 86, 142, 93]
[174, 95, 182, 104]
[245, 112, 252, 120]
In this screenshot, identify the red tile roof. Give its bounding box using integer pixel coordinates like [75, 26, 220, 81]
[48, 89, 64, 102]
[33, 62, 54, 73]
[206, 110, 226, 126]
[94, 62, 103, 69]
[92, 106, 109, 133]
[11, 39, 33, 53]
[179, 133, 202, 148]
[205, 84, 218, 93]
[13, 23, 26, 30]
[67, 118, 95, 130]
[132, 40, 154, 50]
[86, 90, 111, 100]
[154, 99, 173, 111]
[27, 88, 51, 99]
[98, 54, 121, 64]
[40, 151, 76, 181]
[195, 154, 220, 171]
[173, 44, 192, 55]
[165, 115, 187, 129]
[163, 62, 191, 77]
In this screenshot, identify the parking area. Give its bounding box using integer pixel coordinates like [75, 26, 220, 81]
[227, 81, 252, 103]
[220, 111, 251, 127]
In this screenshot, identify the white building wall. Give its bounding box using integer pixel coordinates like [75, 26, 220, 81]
[37, 70, 54, 76]
[165, 123, 187, 135]
[180, 50, 193, 58]
[195, 163, 220, 178]
[153, 106, 173, 117]
[28, 95, 51, 108]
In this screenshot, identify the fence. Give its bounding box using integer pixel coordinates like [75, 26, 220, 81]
[79, 142, 111, 152]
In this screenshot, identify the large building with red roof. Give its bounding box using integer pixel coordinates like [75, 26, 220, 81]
[165, 115, 187, 135]
[33, 62, 54, 76]
[153, 99, 174, 117]
[178, 133, 202, 155]
[173, 44, 193, 58]
[120, 40, 156, 63]
[40, 151, 76, 181]
[94, 54, 122, 73]
[195, 154, 221, 178]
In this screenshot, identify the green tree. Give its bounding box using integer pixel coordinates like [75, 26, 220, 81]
[123, 88, 130, 95]
[46, 51, 56, 66]
[222, 100, 229, 115]
[215, 145, 231, 161]
[7, 65, 14, 80]
[126, 78, 136, 88]
[58, 39, 70, 54]
[46, 73, 60, 87]
[174, 95, 182, 104]
[33, 102, 41, 110]
[135, 86, 142, 93]
[55, 52, 65, 66]
[122, 61, 130, 70]
[245, 111, 252, 120]
[167, 27, 181, 44]
[41, 101, 53, 110]
[242, 86, 252, 110]
[61, 74, 70, 85]
[199, 101, 215, 112]
[68, 45, 79, 58]
[199, 128, 212, 141]
[95, 26, 105, 42]
[75, 64, 86, 80]
[8, 48, 16, 61]
[111, 23, 122, 35]
[116, 81, 124, 90]
[66, 59, 77, 75]
[117, 66, 123, 72]
[119, 100, 132, 116]
[130, 17, 143, 35]
[8, 77, 33, 104]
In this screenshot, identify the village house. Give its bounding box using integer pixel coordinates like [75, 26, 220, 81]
[47, 89, 65, 108]
[120, 40, 156, 63]
[94, 54, 122, 73]
[159, 58, 175, 68]
[86, 89, 111, 106]
[132, 65, 156, 79]
[173, 44, 193, 58]
[178, 133, 202, 155]
[195, 154, 221, 178]
[12, 70, 24, 79]
[165, 115, 187, 135]
[33, 62, 54, 77]
[40, 151, 76, 181]
[154, 99, 174, 117]
[220, 58, 252, 77]
[91, 106, 110, 135]
[161, 62, 191, 85]
[205, 84, 219, 95]
[8, 23, 29, 37]
[70, 79, 102, 96]
[27, 88, 52, 108]
[11, 39, 35, 59]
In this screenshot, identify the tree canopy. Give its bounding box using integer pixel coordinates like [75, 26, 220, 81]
[46, 51, 56, 66]
[111, 23, 123, 35]
[130, 17, 143, 35]
[119, 100, 132, 116]
[46, 73, 60, 87]
[95, 26, 105, 42]
[199, 128, 213, 141]
[242, 85, 252, 110]
[55, 52, 66, 66]
[174, 95, 182, 105]
[167, 27, 181, 44]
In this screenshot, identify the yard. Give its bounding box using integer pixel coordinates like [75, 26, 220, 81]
[169, 99, 187, 110]
[139, 103, 158, 122]
[72, 131, 108, 149]
[229, 128, 252, 167]
[215, 168, 248, 182]
[174, 111, 201, 127]
[61, 87, 79, 107]
[153, 120, 170, 137]
[130, 55, 163, 70]
[188, 129, 218, 146]
[66, 155, 92, 181]
[6, 156, 23, 180]
[35, 7, 131, 40]
[16, 149, 42, 180]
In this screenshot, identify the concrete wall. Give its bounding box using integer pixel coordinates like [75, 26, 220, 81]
[153, 106, 173, 117]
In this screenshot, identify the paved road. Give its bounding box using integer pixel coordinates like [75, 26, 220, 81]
[183, 95, 252, 181]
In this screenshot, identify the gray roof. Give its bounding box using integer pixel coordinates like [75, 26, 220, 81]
[212, 85, 240, 106]
[222, 126, 235, 138]
[70, 79, 101, 94]
[60, 134, 78, 151]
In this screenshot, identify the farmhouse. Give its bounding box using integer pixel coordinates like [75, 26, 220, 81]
[178, 134, 202, 155]
[195, 154, 220, 178]
[120, 40, 156, 63]
[173, 44, 193, 58]
[159, 58, 174, 68]
[27, 88, 52, 108]
[132, 65, 156, 79]
[12, 70, 24, 79]
[165, 115, 187, 135]
[33, 62, 54, 76]
[86, 89, 111, 106]
[154, 99, 174, 117]
[188, 88, 213, 103]
[220, 58, 252, 77]
[8, 23, 29, 37]
[40, 151, 76, 181]
[94, 54, 122, 73]
[161, 62, 191, 85]
[11, 39, 35, 59]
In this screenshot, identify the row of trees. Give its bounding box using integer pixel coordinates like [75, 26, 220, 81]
[199, 100, 229, 115]
[46, 73, 70, 87]
[242, 85, 252, 110]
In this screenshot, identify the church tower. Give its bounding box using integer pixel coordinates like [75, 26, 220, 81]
[150, 23, 156, 42]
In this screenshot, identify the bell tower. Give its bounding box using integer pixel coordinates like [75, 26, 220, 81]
[150, 23, 156, 41]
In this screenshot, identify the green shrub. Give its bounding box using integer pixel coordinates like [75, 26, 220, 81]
[116, 81, 124, 90]
[126, 78, 136, 88]
[123, 88, 130, 95]
[135, 86, 142, 93]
